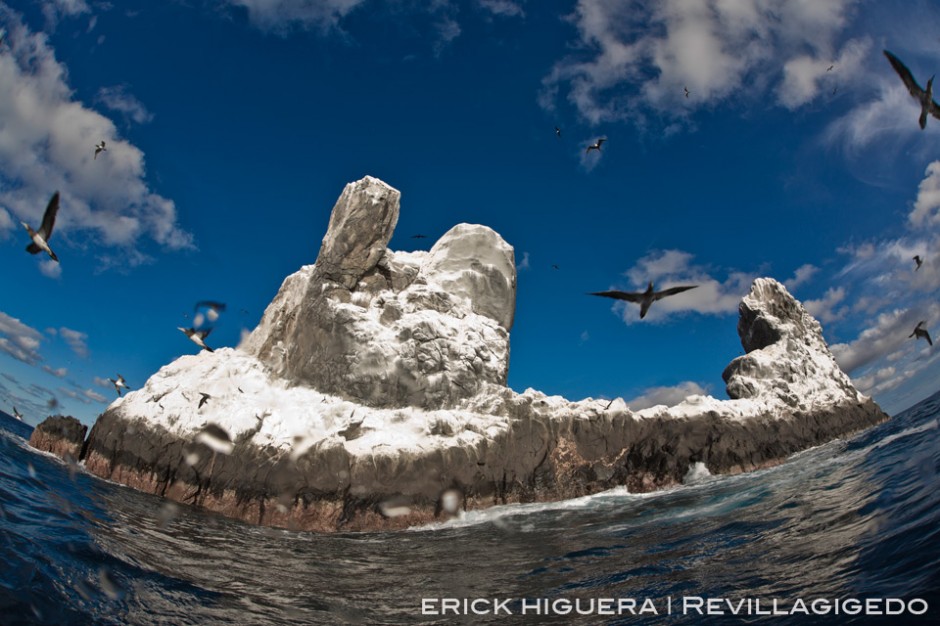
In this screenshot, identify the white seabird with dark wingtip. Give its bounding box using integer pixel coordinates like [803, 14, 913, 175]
[12, 406, 23, 420]
[22, 191, 61, 263]
[586, 138, 606, 154]
[94, 141, 107, 160]
[109, 374, 131, 397]
[589, 281, 698, 319]
[909, 321, 933, 346]
[178, 327, 214, 352]
[884, 49, 940, 129]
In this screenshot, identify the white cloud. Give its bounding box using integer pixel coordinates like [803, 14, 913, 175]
[910, 160, 940, 228]
[804, 286, 847, 323]
[783, 263, 819, 291]
[0, 6, 193, 263]
[517, 251, 530, 270]
[42, 365, 67, 377]
[542, 0, 863, 126]
[610, 249, 755, 323]
[627, 381, 709, 411]
[0, 311, 44, 365]
[222, 0, 366, 32]
[59, 327, 89, 358]
[478, 0, 524, 18]
[40, 0, 89, 28]
[97, 85, 154, 125]
[830, 305, 937, 374]
[39, 259, 62, 279]
[823, 80, 930, 152]
[83, 388, 107, 403]
[777, 38, 868, 109]
[93, 375, 111, 389]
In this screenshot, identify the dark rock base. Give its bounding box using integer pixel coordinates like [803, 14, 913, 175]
[32, 398, 888, 532]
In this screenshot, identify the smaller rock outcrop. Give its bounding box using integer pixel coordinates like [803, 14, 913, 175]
[29, 415, 86, 460]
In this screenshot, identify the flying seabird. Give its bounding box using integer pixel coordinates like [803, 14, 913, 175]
[884, 49, 940, 129]
[94, 141, 106, 160]
[914, 255, 923, 270]
[909, 321, 933, 346]
[683, 86, 690, 98]
[22, 191, 60, 263]
[109, 374, 131, 397]
[555, 126, 562, 137]
[12, 406, 23, 420]
[589, 281, 698, 319]
[552, 264, 560, 270]
[178, 327, 214, 352]
[586, 138, 606, 154]
[827, 64, 834, 72]
[198, 393, 211, 409]
[411, 234, 428, 239]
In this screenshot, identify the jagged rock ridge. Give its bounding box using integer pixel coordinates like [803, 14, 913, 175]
[30, 176, 889, 532]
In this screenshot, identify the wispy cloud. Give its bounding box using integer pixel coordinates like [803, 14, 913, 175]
[97, 85, 154, 125]
[784, 263, 819, 291]
[478, 0, 524, 18]
[221, 0, 367, 33]
[0, 5, 193, 268]
[517, 251, 530, 271]
[804, 286, 847, 324]
[40, 0, 89, 28]
[59, 327, 89, 358]
[0, 311, 44, 365]
[42, 365, 68, 378]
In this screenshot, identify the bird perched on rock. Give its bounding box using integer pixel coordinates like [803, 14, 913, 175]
[178, 327, 214, 352]
[22, 191, 60, 263]
[589, 281, 698, 319]
[909, 321, 933, 346]
[884, 50, 940, 129]
[914, 255, 923, 270]
[586, 138, 606, 154]
[109, 374, 130, 397]
[94, 141, 106, 160]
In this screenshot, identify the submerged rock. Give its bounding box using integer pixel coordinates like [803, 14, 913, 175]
[33, 176, 888, 532]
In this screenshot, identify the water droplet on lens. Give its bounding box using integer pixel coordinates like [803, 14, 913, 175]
[98, 568, 123, 601]
[157, 502, 180, 528]
[440, 488, 463, 515]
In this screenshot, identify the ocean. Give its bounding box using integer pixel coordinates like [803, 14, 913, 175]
[1, 391, 939, 625]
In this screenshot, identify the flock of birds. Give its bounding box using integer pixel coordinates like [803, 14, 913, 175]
[8, 50, 938, 421]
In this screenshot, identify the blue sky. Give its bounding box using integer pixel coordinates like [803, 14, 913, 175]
[1, 0, 939, 425]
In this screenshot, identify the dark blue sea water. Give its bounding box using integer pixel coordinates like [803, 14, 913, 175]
[1, 392, 939, 625]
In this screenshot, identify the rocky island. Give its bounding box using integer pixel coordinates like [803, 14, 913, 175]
[30, 176, 888, 532]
